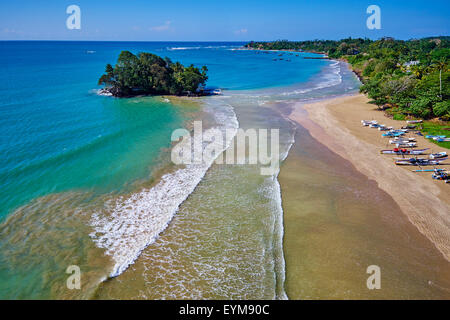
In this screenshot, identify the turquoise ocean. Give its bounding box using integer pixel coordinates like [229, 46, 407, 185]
[0, 41, 359, 299]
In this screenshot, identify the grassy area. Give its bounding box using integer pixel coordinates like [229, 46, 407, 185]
[385, 108, 450, 149]
[385, 107, 407, 120]
[418, 121, 450, 149]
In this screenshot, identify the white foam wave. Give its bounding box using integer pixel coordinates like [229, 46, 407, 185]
[280, 60, 342, 96]
[94, 88, 113, 96]
[167, 46, 202, 50]
[167, 45, 240, 51]
[89, 103, 239, 277]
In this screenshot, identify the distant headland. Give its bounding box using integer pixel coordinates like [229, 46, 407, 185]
[245, 37, 449, 121]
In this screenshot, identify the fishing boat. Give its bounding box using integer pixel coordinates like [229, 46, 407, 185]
[435, 138, 450, 142]
[395, 158, 446, 166]
[361, 120, 378, 126]
[389, 136, 416, 141]
[406, 120, 423, 124]
[429, 152, 447, 159]
[432, 170, 450, 182]
[389, 139, 416, 148]
[383, 131, 405, 137]
[394, 142, 417, 148]
[380, 148, 429, 155]
[394, 155, 448, 161]
[413, 168, 446, 173]
[425, 135, 446, 139]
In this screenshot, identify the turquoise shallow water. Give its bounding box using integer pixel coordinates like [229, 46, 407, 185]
[0, 41, 355, 299]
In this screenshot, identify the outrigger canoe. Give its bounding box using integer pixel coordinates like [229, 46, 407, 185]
[380, 148, 429, 155]
[394, 156, 448, 161]
[432, 170, 450, 182]
[361, 120, 378, 126]
[406, 120, 423, 124]
[395, 158, 446, 166]
[413, 168, 446, 172]
[429, 152, 447, 159]
[382, 131, 405, 137]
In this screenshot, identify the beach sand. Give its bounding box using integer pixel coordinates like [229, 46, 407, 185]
[279, 93, 450, 299]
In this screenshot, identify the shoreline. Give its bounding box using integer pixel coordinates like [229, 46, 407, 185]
[288, 93, 450, 262]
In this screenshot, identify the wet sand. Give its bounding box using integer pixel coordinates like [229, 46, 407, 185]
[279, 94, 450, 299]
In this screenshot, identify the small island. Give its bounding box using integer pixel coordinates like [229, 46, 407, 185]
[98, 51, 208, 97]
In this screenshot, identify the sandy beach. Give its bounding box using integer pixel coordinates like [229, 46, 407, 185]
[290, 94, 450, 261]
[277, 93, 450, 299]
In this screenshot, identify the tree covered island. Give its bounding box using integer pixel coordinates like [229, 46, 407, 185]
[246, 37, 449, 120]
[98, 51, 208, 97]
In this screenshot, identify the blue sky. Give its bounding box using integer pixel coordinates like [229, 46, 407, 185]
[0, 0, 448, 41]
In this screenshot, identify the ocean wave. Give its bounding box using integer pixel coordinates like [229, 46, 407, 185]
[280, 60, 342, 96]
[89, 101, 239, 277]
[167, 45, 240, 51]
[94, 88, 113, 96]
[167, 46, 202, 50]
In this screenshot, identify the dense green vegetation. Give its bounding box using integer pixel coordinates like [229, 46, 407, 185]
[98, 51, 208, 97]
[417, 122, 450, 149]
[246, 38, 449, 120]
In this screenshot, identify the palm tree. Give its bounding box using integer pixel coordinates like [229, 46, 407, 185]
[433, 58, 447, 99]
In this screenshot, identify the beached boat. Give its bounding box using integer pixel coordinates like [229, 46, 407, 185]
[406, 120, 423, 124]
[413, 168, 446, 173]
[395, 158, 446, 166]
[432, 170, 450, 182]
[401, 125, 417, 130]
[383, 131, 405, 137]
[429, 152, 447, 159]
[394, 155, 447, 161]
[389, 136, 416, 141]
[389, 138, 416, 144]
[380, 148, 428, 155]
[361, 120, 377, 126]
[394, 142, 417, 148]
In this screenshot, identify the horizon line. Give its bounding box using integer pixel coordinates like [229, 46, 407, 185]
[1, 35, 449, 42]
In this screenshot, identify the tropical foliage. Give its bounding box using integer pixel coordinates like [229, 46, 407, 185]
[246, 37, 450, 120]
[98, 51, 208, 97]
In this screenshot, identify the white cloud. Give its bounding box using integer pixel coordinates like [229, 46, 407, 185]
[234, 28, 248, 35]
[150, 21, 172, 32]
[2, 28, 17, 34]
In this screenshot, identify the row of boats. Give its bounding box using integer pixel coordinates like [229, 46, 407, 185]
[361, 120, 449, 184]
